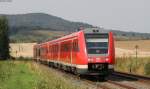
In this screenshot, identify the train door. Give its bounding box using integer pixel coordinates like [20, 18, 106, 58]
[70, 40, 73, 65]
[72, 39, 78, 64]
[68, 41, 72, 64]
[48, 44, 51, 60]
[60, 42, 64, 62]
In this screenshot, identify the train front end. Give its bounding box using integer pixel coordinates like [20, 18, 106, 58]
[83, 28, 115, 76]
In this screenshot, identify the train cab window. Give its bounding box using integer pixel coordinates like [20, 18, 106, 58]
[87, 42, 108, 54]
[85, 34, 108, 55]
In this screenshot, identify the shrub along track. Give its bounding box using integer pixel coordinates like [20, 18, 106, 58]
[36, 61, 150, 89]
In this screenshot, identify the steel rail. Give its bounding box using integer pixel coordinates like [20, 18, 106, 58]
[112, 71, 150, 84]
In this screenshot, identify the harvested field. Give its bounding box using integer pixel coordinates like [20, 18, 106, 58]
[115, 40, 150, 52]
[10, 43, 36, 58]
[115, 40, 150, 57]
[115, 48, 150, 57]
[9, 40, 150, 58]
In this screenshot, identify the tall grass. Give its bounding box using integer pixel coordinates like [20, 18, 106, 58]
[0, 60, 84, 89]
[115, 57, 150, 76]
[0, 60, 37, 89]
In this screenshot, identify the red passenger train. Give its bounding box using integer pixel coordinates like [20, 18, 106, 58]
[33, 28, 115, 78]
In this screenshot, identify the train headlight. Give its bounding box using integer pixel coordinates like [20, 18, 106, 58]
[88, 58, 92, 61]
[106, 58, 109, 61]
[88, 58, 93, 62]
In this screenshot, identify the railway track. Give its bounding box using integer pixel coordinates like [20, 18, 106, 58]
[107, 80, 136, 89]
[82, 76, 137, 89]
[112, 71, 150, 85]
[37, 62, 150, 89]
[70, 71, 150, 89]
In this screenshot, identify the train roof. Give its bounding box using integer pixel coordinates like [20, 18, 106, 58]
[83, 28, 109, 34]
[36, 28, 110, 46]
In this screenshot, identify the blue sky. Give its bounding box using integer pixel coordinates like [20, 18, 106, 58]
[0, 0, 149, 33]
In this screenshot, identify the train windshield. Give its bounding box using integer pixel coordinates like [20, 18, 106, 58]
[85, 34, 108, 56]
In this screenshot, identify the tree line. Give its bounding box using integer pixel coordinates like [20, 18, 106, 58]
[0, 16, 10, 60]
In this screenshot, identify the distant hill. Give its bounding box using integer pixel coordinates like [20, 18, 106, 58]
[0, 13, 93, 42]
[0, 13, 150, 42]
[110, 30, 150, 41]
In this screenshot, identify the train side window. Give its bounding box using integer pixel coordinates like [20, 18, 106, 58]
[73, 41, 75, 51]
[46, 48, 48, 54]
[66, 44, 69, 52]
[43, 48, 45, 53]
[56, 46, 57, 52]
[46, 48, 47, 53]
[63, 44, 67, 52]
[54, 46, 55, 53]
[67, 44, 69, 51]
[56, 45, 58, 53]
[40, 48, 42, 54]
[75, 41, 79, 51]
[73, 40, 79, 52]
[53, 45, 55, 53]
[55, 46, 56, 52]
[51, 46, 52, 53]
[60, 44, 63, 52]
[55, 46, 56, 53]
[38, 48, 40, 56]
[55, 45, 56, 53]
[53, 46, 54, 53]
[49, 46, 51, 53]
[45, 48, 48, 54]
[35, 48, 37, 57]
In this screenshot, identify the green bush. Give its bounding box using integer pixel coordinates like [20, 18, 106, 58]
[144, 62, 150, 76]
[115, 57, 150, 76]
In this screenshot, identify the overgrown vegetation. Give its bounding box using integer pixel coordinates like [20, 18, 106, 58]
[115, 57, 150, 76]
[0, 16, 10, 59]
[0, 60, 84, 89]
[144, 62, 150, 76]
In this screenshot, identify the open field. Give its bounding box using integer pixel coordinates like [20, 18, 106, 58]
[0, 60, 85, 89]
[116, 40, 150, 57]
[10, 43, 36, 58]
[115, 40, 150, 52]
[10, 40, 150, 58]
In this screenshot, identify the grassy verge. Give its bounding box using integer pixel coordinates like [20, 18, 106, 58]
[115, 57, 150, 77]
[0, 60, 84, 89]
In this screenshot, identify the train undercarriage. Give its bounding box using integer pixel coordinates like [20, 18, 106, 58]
[37, 58, 113, 80]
